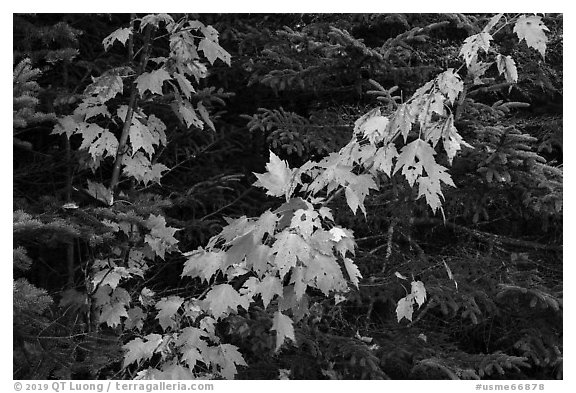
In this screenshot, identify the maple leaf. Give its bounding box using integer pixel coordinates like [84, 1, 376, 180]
[214, 344, 247, 379]
[77, 123, 104, 150]
[353, 107, 379, 135]
[290, 265, 308, 300]
[149, 362, 196, 379]
[103, 27, 132, 51]
[334, 227, 355, 257]
[125, 306, 145, 331]
[424, 122, 443, 148]
[394, 139, 432, 186]
[198, 38, 231, 66]
[86, 180, 113, 206]
[223, 232, 256, 269]
[372, 143, 399, 177]
[253, 151, 294, 199]
[203, 284, 250, 319]
[123, 334, 163, 368]
[290, 209, 320, 238]
[201, 25, 219, 41]
[395, 280, 427, 322]
[155, 296, 183, 331]
[271, 311, 296, 351]
[84, 74, 124, 103]
[74, 98, 111, 120]
[329, 227, 347, 242]
[144, 214, 179, 259]
[182, 249, 224, 282]
[213, 216, 254, 245]
[197, 102, 215, 131]
[514, 15, 549, 58]
[274, 197, 308, 231]
[272, 231, 310, 279]
[343, 174, 378, 215]
[344, 257, 362, 288]
[402, 140, 455, 214]
[92, 267, 129, 290]
[344, 187, 361, 215]
[413, 92, 445, 131]
[200, 316, 217, 338]
[496, 54, 518, 83]
[441, 115, 472, 165]
[89, 130, 119, 160]
[483, 13, 503, 33]
[146, 114, 167, 146]
[468, 58, 493, 85]
[305, 253, 348, 295]
[319, 206, 334, 222]
[140, 14, 175, 30]
[389, 104, 414, 142]
[417, 177, 444, 212]
[305, 154, 339, 194]
[99, 302, 128, 328]
[459, 32, 493, 67]
[310, 229, 337, 255]
[139, 287, 156, 307]
[112, 287, 131, 305]
[246, 244, 272, 276]
[141, 162, 168, 185]
[257, 275, 283, 308]
[129, 118, 156, 157]
[135, 69, 172, 96]
[182, 300, 203, 320]
[240, 276, 259, 298]
[181, 346, 203, 369]
[176, 102, 203, 129]
[354, 109, 391, 144]
[353, 143, 378, 166]
[52, 115, 81, 137]
[93, 285, 112, 308]
[437, 69, 464, 105]
[122, 152, 150, 181]
[173, 72, 196, 99]
[411, 281, 427, 307]
[176, 326, 208, 348]
[395, 295, 415, 322]
[120, 157, 158, 183]
[252, 210, 279, 243]
[170, 31, 199, 62]
[279, 285, 310, 322]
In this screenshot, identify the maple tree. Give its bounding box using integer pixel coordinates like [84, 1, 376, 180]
[13, 13, 562, 381]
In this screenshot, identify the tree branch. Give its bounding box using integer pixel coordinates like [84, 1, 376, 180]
[411, 218, 562, 251]
[109, 25, 155, 193]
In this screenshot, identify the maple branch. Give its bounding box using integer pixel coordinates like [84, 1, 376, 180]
[109, 25, 155, 193]
[127, 14, 135, 64]
[454, 81, 468, 122]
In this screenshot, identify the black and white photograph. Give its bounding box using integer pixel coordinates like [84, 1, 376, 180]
[11, 8, 565, 387]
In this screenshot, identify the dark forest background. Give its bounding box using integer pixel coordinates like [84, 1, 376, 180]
[13, 13, 562, 380]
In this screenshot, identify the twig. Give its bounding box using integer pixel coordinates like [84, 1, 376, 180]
[411, 218, 562, 251]
[128, 14, 135, 64]
[407, 298, 434, 327]
[381, 218, 397, 273]
[200, 188, 253, 221]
